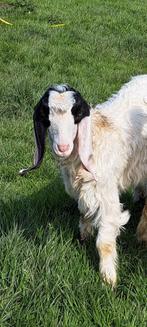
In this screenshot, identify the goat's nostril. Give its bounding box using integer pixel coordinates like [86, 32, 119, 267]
[57, 144, 70, 152]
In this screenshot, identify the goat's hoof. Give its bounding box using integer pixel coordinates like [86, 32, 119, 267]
[102, 274, 117, 288]
[100, 268, 117, 288]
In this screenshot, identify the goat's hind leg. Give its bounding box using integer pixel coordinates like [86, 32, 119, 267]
[78, 216, 93, 244]
[137, 199, 147, 244]
[133, 184, 145, 203]
[136, 181, 147, 244]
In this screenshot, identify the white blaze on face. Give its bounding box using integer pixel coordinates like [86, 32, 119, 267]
[49, 90, 75, 112]
[48, 90, 77, 157]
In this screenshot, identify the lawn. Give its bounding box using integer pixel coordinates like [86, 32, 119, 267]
[0, 0, 147, 326]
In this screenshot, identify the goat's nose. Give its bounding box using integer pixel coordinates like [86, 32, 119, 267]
[57, 144, 70, 152]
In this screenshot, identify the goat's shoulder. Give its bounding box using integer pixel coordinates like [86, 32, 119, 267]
[91, 109, 113, 131]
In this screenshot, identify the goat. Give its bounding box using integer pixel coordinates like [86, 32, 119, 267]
[19, 75, 147, 286]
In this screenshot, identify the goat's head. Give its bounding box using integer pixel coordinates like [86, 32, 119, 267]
[19, 84, 97, 180]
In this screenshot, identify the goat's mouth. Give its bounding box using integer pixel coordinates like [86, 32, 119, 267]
[53, 144, 74, 159]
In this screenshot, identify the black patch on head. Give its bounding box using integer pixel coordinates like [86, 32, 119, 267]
[33, 84, 76, 127]
[47, 84, 90, 123]
[71, 91, 90, 124]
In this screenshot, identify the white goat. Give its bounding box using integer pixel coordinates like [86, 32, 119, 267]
[20, 75, 147, 286]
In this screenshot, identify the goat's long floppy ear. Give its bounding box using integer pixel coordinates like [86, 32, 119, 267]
[19, 93, 50, 176]
[72, 92, 97, 180]
[78, 115, 97, 181]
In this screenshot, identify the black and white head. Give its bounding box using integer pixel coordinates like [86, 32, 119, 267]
[19, 84, 97, 179]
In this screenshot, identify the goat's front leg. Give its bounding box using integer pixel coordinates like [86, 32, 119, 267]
[96, 186, 130, 287]
[96, 224, 118, 287]
[78, 182, 98, 241]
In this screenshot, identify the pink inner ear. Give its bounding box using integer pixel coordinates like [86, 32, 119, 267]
[78, 116, 97, 181]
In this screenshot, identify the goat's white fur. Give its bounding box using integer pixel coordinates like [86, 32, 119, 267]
[58, 75, 147, 286]
[49, 90, 75, 112]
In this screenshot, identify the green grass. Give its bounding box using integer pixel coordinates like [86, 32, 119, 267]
[0, 0, 147, 326]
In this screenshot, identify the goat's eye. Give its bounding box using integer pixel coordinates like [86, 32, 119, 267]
[74, 112, 84, 124]
[76, 112, 83, 118]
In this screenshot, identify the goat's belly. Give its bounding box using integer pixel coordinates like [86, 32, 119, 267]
[120, 148, 147, 189]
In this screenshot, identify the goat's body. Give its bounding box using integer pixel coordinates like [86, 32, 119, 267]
[22, 75, 147, 286]
[97, 74, 147, 190]
[60, 75, 147, 285]
[61, 75, 147, 206]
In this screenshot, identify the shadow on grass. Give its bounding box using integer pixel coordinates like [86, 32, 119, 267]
[0, 180, 146, 283]
[0, 176, 78, 240]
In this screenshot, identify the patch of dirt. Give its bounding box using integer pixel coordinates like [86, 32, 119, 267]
[0, 3, 14, 8]
[0, 1, 35, 13]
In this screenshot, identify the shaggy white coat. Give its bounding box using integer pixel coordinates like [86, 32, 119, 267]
[20, 75, 147, 286]
[60, 75, 147, 286]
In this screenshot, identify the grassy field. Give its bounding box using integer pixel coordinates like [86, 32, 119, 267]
[0, 0, 147, 326]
